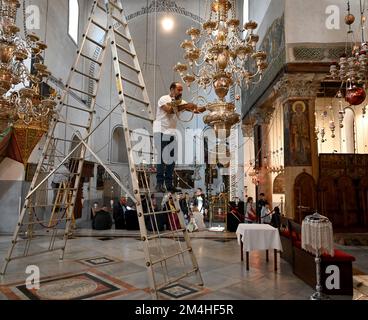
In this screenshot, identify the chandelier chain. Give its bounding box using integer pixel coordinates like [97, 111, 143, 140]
[22, 0, 31, 47]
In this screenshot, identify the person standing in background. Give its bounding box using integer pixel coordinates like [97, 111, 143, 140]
[256, 193, 267, 223]
[113, 195, 128, 229]
[245, 197, 256, 223]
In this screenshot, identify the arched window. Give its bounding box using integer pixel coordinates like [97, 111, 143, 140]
[243, 0, 249, 23]
[341, 108, 356, 154]
[68, 0, 79, 44]
[111, 127, 128, 163]
[70, 133, 82, 159]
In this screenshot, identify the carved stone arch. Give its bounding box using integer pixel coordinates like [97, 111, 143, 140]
[70, 132, 83, 161]
[337, 176, 359, 227]
[126, 0, 204, 24]
[293, 172, 317, 223]
[111, 126, 128, 163]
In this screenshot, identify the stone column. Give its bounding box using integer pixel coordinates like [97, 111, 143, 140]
[241, 121, 256, 200]
[253, 108, 274, 206]
[274, 74, 320, 219]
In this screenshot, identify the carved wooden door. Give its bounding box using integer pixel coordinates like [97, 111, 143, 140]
[318, 177, 339, 225]
[359, 176, 368, 227]
[337, 176, 359, 227]
[293, 173, 317, 223]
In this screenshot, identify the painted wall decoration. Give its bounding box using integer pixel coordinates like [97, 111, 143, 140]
[259, 14, 285, 66]
[284, 100, 312, 166]
[243, 14, 286, 114]
[273, 173, 285, 194]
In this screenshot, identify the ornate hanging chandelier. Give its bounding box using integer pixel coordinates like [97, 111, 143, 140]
[329, 0, 368, 112]
[174, 0, 267, 137]
[0, 0, 56, 127]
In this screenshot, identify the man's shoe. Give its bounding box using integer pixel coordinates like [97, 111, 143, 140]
[166, 186, 181, 193]
[155, 185, 166, 193]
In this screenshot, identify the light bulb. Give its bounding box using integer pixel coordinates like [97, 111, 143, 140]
[161, 17, 174, 32]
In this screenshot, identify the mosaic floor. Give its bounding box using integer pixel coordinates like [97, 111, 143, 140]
[0, 234, 367, 300]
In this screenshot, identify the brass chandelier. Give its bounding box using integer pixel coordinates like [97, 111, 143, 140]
[0, 0, 55, 127]
[174, 0, 267, 137]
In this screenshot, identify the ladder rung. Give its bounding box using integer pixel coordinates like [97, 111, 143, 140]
[116, 43, 135, 57]
[57, 120, 90, 129]
[96, 3, 107, 12]
[121, 76, 144, 89]
[147, 229, 186, 240]
[126, 110, 152, 121]
[62, 103, 94, 113]
[156, 268, 198, 291]
[118, 59, 140, 73]
[80, 52, 102, 66]
[68, 86, 96, 98]
[29, 172, 79, 178]
[132, 150, 154, 155]
[52, 155, 84, 160]
[21, 217, 69, 225]
[85, 35, 106, 49]
[91, 19, 107, 31]
[114, 28, 130, 42]
[26, 204, 68, 208]
[54, 137, 76, 143]
[129, 130, 153, 138]
[152, 248, 192, 266]
[112, 15, 127, 27]
[124, 93, 149, 106]
[74, 69, 99, 82]
[109, 0, 123, 12]
[6, 247, 66, 261]
[40, 188, 79, 191]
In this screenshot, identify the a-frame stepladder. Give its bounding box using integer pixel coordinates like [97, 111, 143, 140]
[0, 0, 203, 299]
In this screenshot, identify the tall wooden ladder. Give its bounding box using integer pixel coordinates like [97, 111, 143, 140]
[1, 0, 203, 299]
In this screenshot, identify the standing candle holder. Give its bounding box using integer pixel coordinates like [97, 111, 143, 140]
[301, 212, 334, 300]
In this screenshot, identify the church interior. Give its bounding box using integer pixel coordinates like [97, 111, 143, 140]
[0, 0, 367, 301]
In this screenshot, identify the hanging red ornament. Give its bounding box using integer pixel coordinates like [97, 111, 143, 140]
[345, 86, 366, 105]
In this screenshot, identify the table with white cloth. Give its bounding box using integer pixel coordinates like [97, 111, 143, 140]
[236, 224, 283, 271]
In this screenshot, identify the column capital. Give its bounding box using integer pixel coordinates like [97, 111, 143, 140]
[274, 73, 323, 104]
[252, 105, 275, 125]
[242, 113, 256, 137]
[241, 124, 254, 137]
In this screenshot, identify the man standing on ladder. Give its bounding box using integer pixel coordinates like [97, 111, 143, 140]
[154, 82, 205, 193]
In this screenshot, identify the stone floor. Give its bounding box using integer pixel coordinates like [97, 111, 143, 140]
[0, 231, 367, 300]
